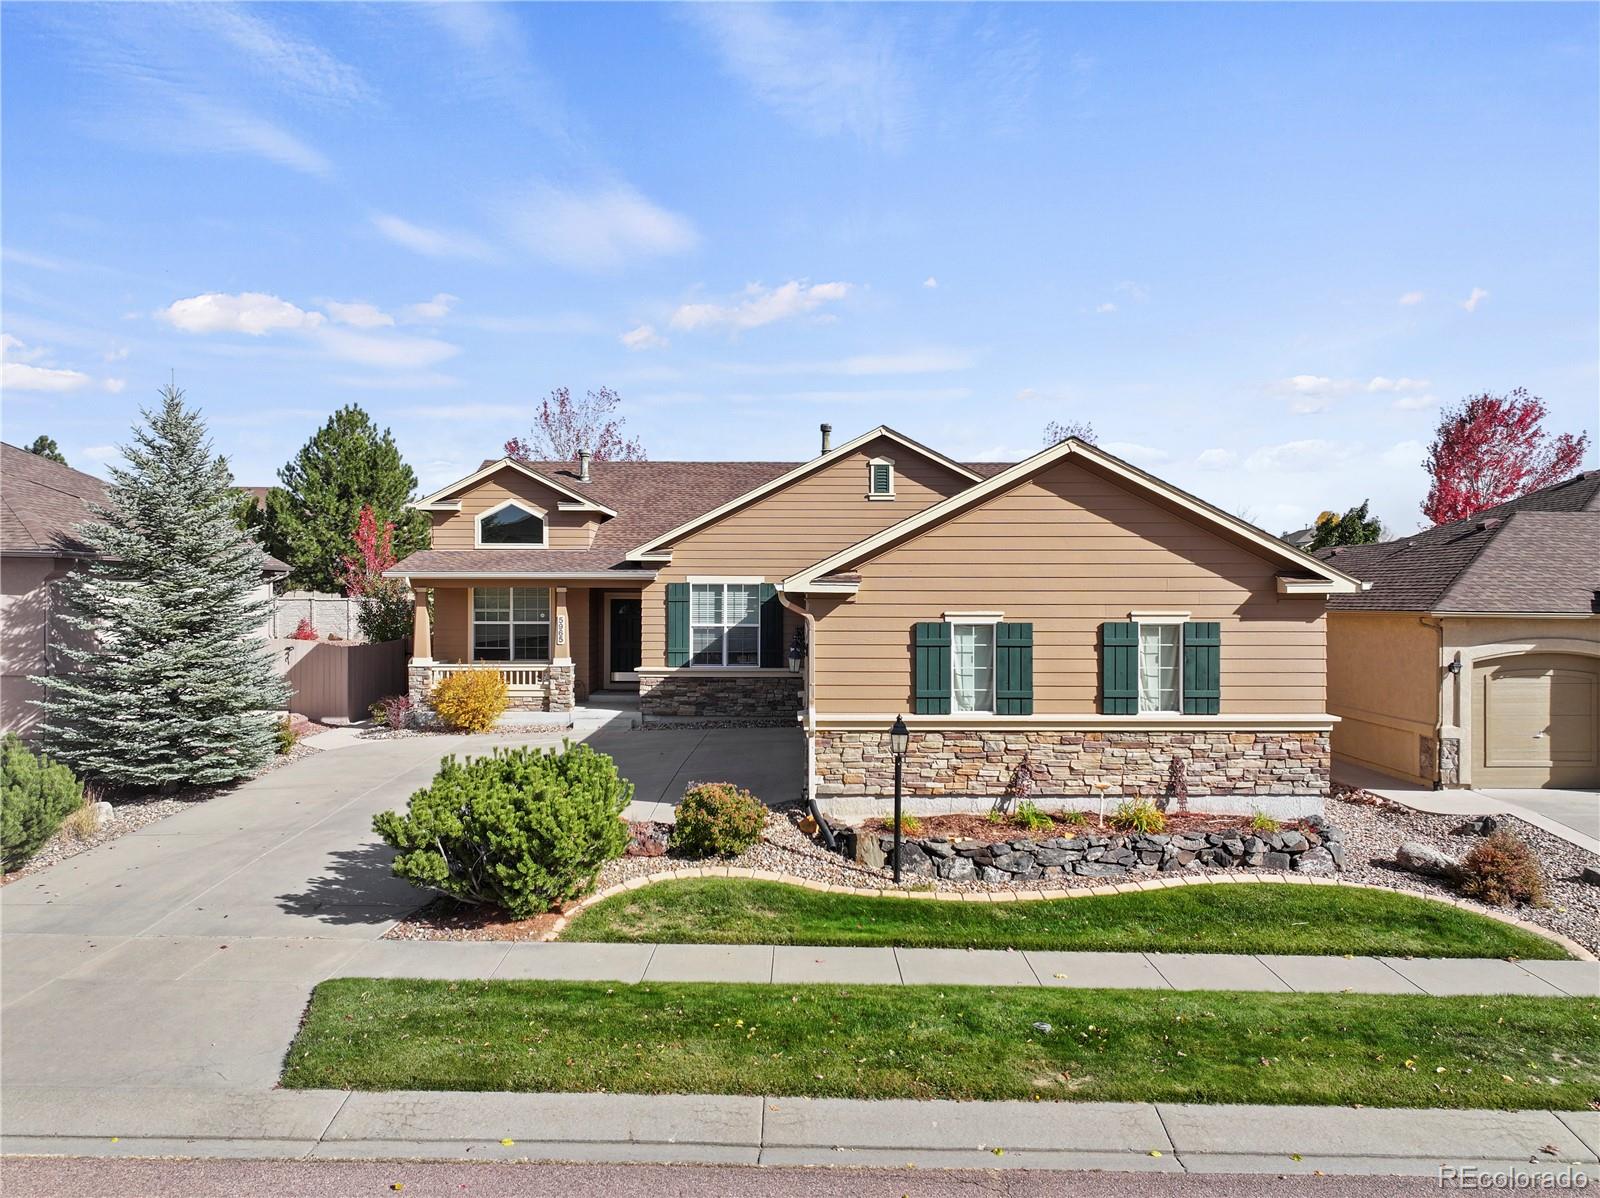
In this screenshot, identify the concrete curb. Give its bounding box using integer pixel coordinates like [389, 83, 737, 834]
[548, 867, 1596, 960]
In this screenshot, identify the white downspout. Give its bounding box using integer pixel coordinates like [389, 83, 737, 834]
[777, 586, 818, 803]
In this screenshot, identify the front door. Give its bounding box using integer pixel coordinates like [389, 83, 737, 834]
[608, 596, 641, 683]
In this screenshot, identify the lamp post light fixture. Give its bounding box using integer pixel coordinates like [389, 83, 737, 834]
[889, 714, 910, 884]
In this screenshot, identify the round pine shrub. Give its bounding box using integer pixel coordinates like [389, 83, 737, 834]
[669, 782, 767, 858]
[1458, 830, 1545, 907]
[2, 734, 85, 870]
[373, 742, 632, 917]
[429, 669, 510, 733]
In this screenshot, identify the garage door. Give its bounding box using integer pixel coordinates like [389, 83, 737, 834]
[1474, 654, 1600, 788]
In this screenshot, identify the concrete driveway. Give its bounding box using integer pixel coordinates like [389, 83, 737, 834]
[0, 720, 801, 1092]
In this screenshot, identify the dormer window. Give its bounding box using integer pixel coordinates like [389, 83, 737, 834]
[476, 500, 547, 547]
[867, 457, 895, 500]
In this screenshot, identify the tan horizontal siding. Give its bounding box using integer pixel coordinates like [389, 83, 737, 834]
[810, 458, 1327, 715]
[429, 468, 599, 551]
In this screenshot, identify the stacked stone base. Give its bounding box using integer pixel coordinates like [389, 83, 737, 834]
[814, 727, 1330, 817]
[640, 672, 802, 720]
[838, 818, 1345, 882]
[407, 662, 576, 718]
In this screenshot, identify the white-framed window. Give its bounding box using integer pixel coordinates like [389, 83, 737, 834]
[475, 499, 547, 547]
[472, 586, 550, 661]
[866, 456, 895, 499]
[1133, 612, 1186, 713]
[689, 581, 762, 667]
[947, 615, 1000, 714]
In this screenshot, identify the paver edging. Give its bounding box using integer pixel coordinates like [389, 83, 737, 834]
[547, 866, 1593, 959]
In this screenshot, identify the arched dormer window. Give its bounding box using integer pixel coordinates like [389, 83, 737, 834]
[476, 499, 547, 547]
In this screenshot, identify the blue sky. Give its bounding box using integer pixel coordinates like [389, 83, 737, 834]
[3, 2, 1596, 535]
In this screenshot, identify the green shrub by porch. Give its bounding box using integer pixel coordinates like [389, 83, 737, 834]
[373, 742, 632, 917]
[1, 734, 84, 870]
[669, 782, 766, 858]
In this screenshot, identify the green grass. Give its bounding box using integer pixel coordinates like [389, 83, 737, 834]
[560, 878, 1572, 960]
[282, 978, 1600, 1110]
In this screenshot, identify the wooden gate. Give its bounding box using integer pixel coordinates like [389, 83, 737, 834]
[285, 640, 407, 723]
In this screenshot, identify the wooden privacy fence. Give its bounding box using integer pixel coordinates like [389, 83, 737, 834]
[285, 640, 407, 723]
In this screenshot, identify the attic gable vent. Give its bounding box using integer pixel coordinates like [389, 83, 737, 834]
[1476, 517, 1502, 531]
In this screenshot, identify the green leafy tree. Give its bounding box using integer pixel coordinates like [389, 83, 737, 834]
[264, 406, 427, 590]
[25, 435, 67, 465]
[34, 387, 289, 788]
[1307, 500, 1384, 550]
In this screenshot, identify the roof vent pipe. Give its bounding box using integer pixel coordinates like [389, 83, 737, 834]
[820, 423, 832, 455]
[578, 449, 592, 483]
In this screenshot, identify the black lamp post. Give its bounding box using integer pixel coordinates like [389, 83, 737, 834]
[889, 714, 910, 883]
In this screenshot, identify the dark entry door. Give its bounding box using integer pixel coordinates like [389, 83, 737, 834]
[609, 597, 641, 681]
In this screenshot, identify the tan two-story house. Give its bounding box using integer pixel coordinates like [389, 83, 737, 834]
[390, 426, 1364, 815]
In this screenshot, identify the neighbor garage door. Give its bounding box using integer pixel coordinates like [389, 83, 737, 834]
[1473, 653, 1600, 788]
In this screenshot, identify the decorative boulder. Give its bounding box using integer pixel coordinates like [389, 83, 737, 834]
[1395, 841, 1462, 879]
[1296, 846, 1337, 875]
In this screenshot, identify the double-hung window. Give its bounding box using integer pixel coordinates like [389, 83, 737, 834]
[473, 586, 551, 661]
[690, 582, 761, 667]
[950, 622, 995, 713]
[1137, 621, 1181, 713]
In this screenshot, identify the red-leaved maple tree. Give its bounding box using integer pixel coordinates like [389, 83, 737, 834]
[338, 505, 397, 597]
[505, 386, 646, 463]
[1421, 389, 1590, 525]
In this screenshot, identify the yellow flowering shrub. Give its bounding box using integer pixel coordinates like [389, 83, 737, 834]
[429, 669, 510, 733]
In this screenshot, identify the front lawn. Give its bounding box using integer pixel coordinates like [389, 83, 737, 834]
[560, 878, 1572, 960]
[283, 978, 1600, 1110]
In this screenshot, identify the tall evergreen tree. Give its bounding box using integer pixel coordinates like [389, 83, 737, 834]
[25, 435, 67, 465]
[1306, 500, 1384, 550]
[264, 405, 428, 590]
[35, 387, 289, 788]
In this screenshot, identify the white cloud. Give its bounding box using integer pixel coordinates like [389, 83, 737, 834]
[79, 445, 120, 464]
[500, 182, 697, 271]
[1095, 302, 1117, 314]
[682, 4, 914, 146]
[167, 96, 333, 177]
[621, 324, 669, 352]
[323, 300, 394, 329]
[1291, 396, 1332, 414]
[103, 345, 130, 362]
[1245, 439, 1350, 473]
[834, 349, 971, 375]
[1381, 439, 1425, 468]
[1115, 281, 1149, 301]
[1100, 441, 1171, 466]
[1398, 290, 1424, 305]
[160, 292, 325, 335]
[1195, 448, 1237, 470]
[402, 293, 458, 323]
[1363, 376, 1430, 393]
[1392, 393, 1439, 411]
[1273, 373, 1431, 412]
[188, 5, 368, 103]
[1462, 286, 1490, 313]
[372, 213, 496, 262]
[671, 281, 851, 332]
[923, 276, 938, 289]
[103, 378, 127, 394]
[1, 335, 95, 392]
[316, 327, 459, 370]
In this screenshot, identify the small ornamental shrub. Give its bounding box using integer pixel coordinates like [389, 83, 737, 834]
[2, 734, 85, 869]
[1109, 797, 1166, 834]
[985, 809, 1007, 825]
[369, 694, 414, 730]
[274, 716, 300, 755]
[1062, 809, 1090, 827]
[1249, 810, 1281, 834]
[1166, 756, 1189, 813]
[1458, 831, 1545, 907]
[373, 742, 633, 917]
[892, 812, 922, 836]
[1012, 801, 1052, 832]
[669, 782, 767, 858]
[291, 617, 319, 641]
[430, 669, 510, 733]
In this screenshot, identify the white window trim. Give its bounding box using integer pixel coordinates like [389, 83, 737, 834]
[1134, 619, 1183, 715]
[688, 579, 764, 670]
[1128, 610, 1190, 624]
[866, 456, 896, 500]
[475, 498, 548, 549]
[469, 584, 553, 663]
[947, 618, 997, 716]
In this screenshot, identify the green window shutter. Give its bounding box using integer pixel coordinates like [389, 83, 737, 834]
[995, 622, 1033, 715]
[666, 583, 690, 667]
[758, 583, 782, 668]
[1182, 621, 1221, 715]
[913, 622, 951, 714]
[1100, 621, 1138, 714]
[871, 463, 892, 494]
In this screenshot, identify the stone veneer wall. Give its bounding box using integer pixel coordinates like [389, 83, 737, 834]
[640, 672, 802, 720]
[407, 662, 575, 715]
[814, 729, 1331, 803]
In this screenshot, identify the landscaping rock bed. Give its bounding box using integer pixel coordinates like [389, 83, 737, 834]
[836, 819, 1343, 880]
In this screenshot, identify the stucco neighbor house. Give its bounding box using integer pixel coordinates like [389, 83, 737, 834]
[0, 441, 289, 736]
[1317, 470, 1600, 791]
[390, 425, 1364, 815]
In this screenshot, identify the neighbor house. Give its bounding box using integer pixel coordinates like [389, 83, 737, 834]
[389, 426, 1365, 814]
[1317, 470, 1600, 790]
[0, 442, 289, 735]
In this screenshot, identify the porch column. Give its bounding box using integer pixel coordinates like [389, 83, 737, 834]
[548, 586, 575, 712]
[411, 586, 432, 662]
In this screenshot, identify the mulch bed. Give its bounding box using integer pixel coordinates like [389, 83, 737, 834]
[382, 895, 563, 941]
[859, 807, 1306, 844]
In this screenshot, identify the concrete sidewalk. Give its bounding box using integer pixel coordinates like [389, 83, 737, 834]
[4, 1086, 1597, 1176]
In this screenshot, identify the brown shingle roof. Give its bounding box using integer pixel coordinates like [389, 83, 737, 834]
[1, 441, 109, 555]
[1321, 471, 1600, 614]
